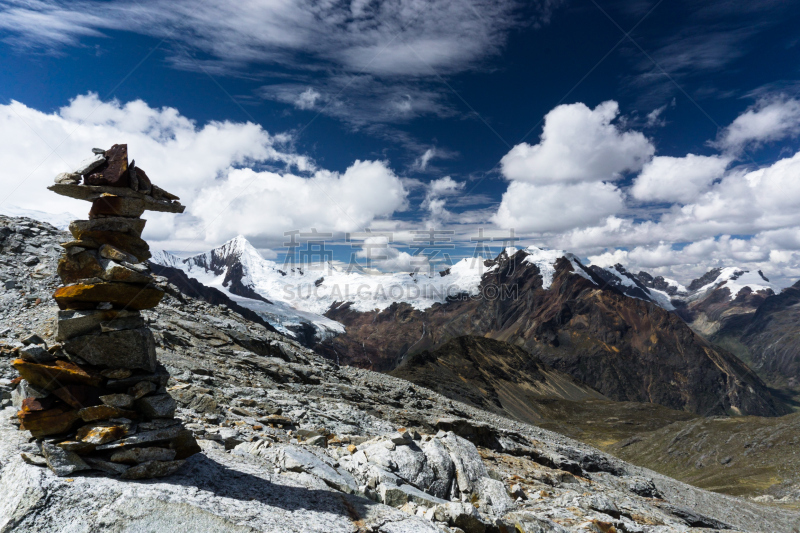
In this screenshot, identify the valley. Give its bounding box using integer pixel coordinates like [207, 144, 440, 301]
[609, 412, 800, 506]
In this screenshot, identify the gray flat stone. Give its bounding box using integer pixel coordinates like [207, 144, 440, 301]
[56, 309, 141, 341]
[98, 260, 153, 284]
[421, 437, 456, 499]
[477, 476, 513, 514]
[63, 328, 156, 372]
[99, 315, 146, 333]
[96, 424, 185, 451]
[48, 183, 185, 213]
[99, 393, 135, 409]
[54, 172, 80, 184]
[41, 442, 90, 477]
[20, 334, 45, 346]
[18, 344, 54, 364]
[440, 432, 488, 495]
[381, 483, 448, 508]
[277, 445, 359, 495]
[20, 452, 47, 467]
[121, 460, 185, 480]
[110, 447, 176, 464]
[85, 457, 130, 475]
[11, 380, 49, 409]
[135, 394, 177, 419]
[129, 380, 157, 399]
[106, 369, 169, 391]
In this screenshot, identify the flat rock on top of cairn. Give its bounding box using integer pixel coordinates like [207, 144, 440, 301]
[47, 143, 183, 215]
[49, 183, 184, 213]
[8, 143, 199, 479]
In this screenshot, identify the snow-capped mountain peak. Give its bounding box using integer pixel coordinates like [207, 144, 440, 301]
[690, 267, 775, 300]
[521, 245, 595, 289]
[154, 237, 779, 344]
[584, 262, 677, 310]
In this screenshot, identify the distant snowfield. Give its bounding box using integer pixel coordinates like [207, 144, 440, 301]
[154, 237, 618, 313]
[151, 250, 339, 339]
[152, 236, 777, 341]
[157, 236, 496, 312]
[152, 236, 502, 340]
[152, 238, 600, 340]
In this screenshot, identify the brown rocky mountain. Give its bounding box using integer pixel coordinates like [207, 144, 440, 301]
[655, 267, 800, 401]
[147, 233, 794, 415]
[387, 335, 706, 449]
[317, 249, 790, 417]
[388, 335, 607, 422]
[706, 280, 800, 395]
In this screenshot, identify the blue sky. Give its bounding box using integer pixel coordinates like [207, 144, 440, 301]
[1, 0, 800, 285]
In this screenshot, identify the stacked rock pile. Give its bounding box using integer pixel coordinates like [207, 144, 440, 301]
[8, 144, 201, 479]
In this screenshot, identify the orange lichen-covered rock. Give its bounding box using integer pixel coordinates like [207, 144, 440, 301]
[18, 405, 80, 437]
[12, 359, 103, 391]
[77, 424, 128, 445]
[21, 396, 56, 412]
[53, 282, 163, 311]
[57, 440, 97, 454]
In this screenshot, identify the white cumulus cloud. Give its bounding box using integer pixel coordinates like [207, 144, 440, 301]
[192, 160, 408, 244]
[493, 100, 642, 235]
[0, 93, 408, 252]
[422, 176, 465, 223]
[499, 101, 654, 184]
[355, 235, 428, 272]
[492, 181, 624, 233]
[715, 96, 800, 153]
[498, 98, 800, 287]
[631, 154, 730, 204]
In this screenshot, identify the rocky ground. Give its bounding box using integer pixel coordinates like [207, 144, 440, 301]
[1, 215, 800, 532]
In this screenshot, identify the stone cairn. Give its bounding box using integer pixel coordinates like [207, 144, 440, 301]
[9, 144, 201, 478]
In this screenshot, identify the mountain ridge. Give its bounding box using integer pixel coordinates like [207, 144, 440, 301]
[320, 250, 789, 416]
[150, 235, 792, 417]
